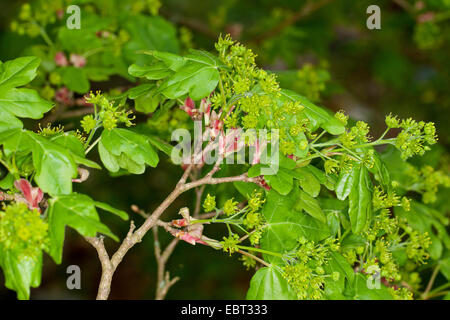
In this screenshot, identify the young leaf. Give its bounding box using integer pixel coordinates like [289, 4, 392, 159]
[335, 169, 354, 201]
[28, 132, 78, 196]
[0, 250, 43, 300]
[100, 128, 159, 173]
[260, 188, 330, 264]
[157, 50, 221, 100]
[293, 167, 321, 197]
[94, 201, 129, 220]
[47, 193, 119, 264]
[295, 189, 327, 223]
[59, 67, 90, 94]
[348, 164, 373, 234]
[352, 274, 393, 300]
[246, 267, 297, 300]
[128, 62, 173, 80]
[0, 88, 53, 119]
[263, 168, 294, 195]
[0, 108, 23, 134]
[279, 89, 345, 135]
[0, 56, 40, 90]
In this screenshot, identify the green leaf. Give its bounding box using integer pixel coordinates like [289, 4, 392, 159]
[100, 128, 159, 173]
[0, 56, 40, 90]
[128, 62, 172, 80]
[352, 273, 393, 300]
[48, 193, 119, 264]
[98, 139, 120, 172]
[59, 67, 90, 94]
[144, 50, 186, 71]
[246, 267, 297, 300]
[28, 132, 78, 196]
[0, 107, 23, 134]
[233, 181, 262, 199]
[94, 201, 129, 220]
[323, 251, 353, 300]
[370, 153, 391, 191]
[0, 88, 53, 119]
[439, 256, 450, 280]
[335, 169, 354, 201]
[121, 15, 180, 65]
[157, 49, 221, 100]
[0, 249, 43, 300]
[279, 89, 345, 135]
[295, 189, 327, 223]
[125, 83, 154, 99]
[0, 129, 78, 196]
[348, 164, 373, 234]
[134, 86, 161, 113]
[293, 167, 321, 197]
[146, 135, 174, 156]
[395, 201, 450, 259]
[328, 251, 355, 282]
[260, 188, 330, 264]
[264, 168, 294, 195]
[50, 132, 85, 157]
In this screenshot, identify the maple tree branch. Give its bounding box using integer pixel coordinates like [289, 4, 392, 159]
[86, 165, 258, 300]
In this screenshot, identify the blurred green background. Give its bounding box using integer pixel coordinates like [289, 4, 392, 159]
[0, 0, 449, 299]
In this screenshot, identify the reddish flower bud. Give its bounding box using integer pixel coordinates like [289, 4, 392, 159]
[173, 230, 208, 246]
[70, 54, 86, 68]
[55, 51, 68, 67]
[170, 219, 189, 228]
[55, 87, 73, 105]
[14, 179, 43, 211]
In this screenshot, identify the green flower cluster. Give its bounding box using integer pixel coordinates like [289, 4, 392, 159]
[10, 1, 65, 37]
[81, 91, 134, 133]
[130, 0, 161, 16]
[372, 186, 410, 212]
[341, 207, 431, 296]
[203, 194, 216, 213]
[404, 164, 450, 203]
[293, 63, 329, 102]
[213, 35, 315, 156]
[282, 237, 340, 300]
[0, 203, 49, 257]
[221, 234, 240, 256]
[391, 117, 437, 160]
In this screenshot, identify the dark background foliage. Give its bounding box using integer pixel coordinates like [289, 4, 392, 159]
[0, 0, 449, 299]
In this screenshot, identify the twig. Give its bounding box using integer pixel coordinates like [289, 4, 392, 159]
[422, 264, 441, 299]
[86, 163, 257, 299]
[238, 249, 270, 268]
[153, 226, 180, 300]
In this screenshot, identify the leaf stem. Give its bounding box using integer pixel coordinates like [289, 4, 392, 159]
[236, 245, 284, 258]
[85, 137, 101, 155]
[238, 249, 271, 268]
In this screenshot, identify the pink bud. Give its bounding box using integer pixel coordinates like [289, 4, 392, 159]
[180, 97, 199, 118]
[55, 87, 73, 105]
[72, 168, 89, 183]
[14, 179, 43, 211]
[70, 54, 86, 68]
[55, 51, 68, 67]
[56, 9, 64, 20]
[170, 219, 189, 228]
[417, 12, 434, 23]
[173, 230, 207, 246]
[200, 99, 211, 126]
